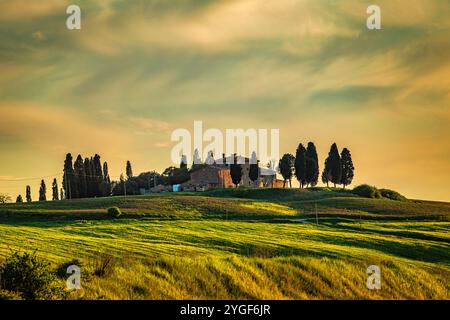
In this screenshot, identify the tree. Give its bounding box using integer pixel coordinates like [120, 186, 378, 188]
[74, 155, 87, 198]
[248, 151, 259, 186]
[0, 193, 12, 204]
[84, 158, 94, 197]
[321, 157, 331, 187]
[294, 144, 307, 188]
[16, 195, 23, 203]
[26, 185, 32, 203]
[340, 148, 354, 189]
[126, 160, 133, 180]
[305, 142, 319, 187]
[101, 162, 112, 197]
[327, 143, 342, 188]
[63, 153, 75, 200]
[230, 154, 242, 188]
[39, 180, 46, 201]
[60, 188, 64, 200]
[52, 178, 59, 201]
[279, 153, 295, 188]
[92, 154, 103, 197]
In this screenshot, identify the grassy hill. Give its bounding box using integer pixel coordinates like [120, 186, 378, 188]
[0, 188, 449, 299]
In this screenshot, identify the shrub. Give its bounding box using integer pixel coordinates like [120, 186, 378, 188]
[107, 206, 122, 218]
[0, 251, 65, 300]
[0, 289, 22, 300]
[380, 188, 407, 201]
[92, 254, 116, 277]
[352, 184, 381, 199]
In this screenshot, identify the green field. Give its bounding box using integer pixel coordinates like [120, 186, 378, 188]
[0, 188, 449, 299]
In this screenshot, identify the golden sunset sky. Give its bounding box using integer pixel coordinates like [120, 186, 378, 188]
[0, 0, 449, 201]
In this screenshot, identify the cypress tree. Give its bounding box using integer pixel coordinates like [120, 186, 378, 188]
[305, 142, 319, 187]
[126, 160, 133, 180]
[26, 185, 32, 203]
[294, 144, 307, 188]
[60, 188, 64, 200]
[328, 143, 342, 188]
[279, 153, 295, 188]
[84, 158, 93, 197]
[249, 151, 259, 186]
[63, 153, 75, 199]
[230, 154, 242, 188]
[340, 148, 355, 189]
[39, 180, 46, 201]
[93, 154, 103, 197]
[16, 195, 23, 203]
[52, 178, 59, 201]
[321, 157, 331, 188]
[100, 161, 112, 197]
[74, 155, 87, 198]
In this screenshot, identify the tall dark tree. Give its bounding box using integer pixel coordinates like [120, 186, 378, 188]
[74, 155, 87, 198]
[26, 185, 32, 203]
[16, 195, 23, 203]
[248, 151, 259, 186]
[100, 161, 112, 197]
[63, 153, 76, 199]
[52, 178, 59, 201]
[230, 154, 242, 188]
[327, 143, 342, 188]
[340, 148, 354, 189]
[60, 188, 64, 200]
[279, 153, 295, 188]
[84, 158, 93, 197]
[294, 144, 307, 188]
[39, 180, 46, 201]
[305, 142, 319, 187]
[126, 160, 133, 180]
[321, 157, 331, 187]
[93, 154, 103, 197]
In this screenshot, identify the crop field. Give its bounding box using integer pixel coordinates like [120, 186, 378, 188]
[0, 189, 449, 299]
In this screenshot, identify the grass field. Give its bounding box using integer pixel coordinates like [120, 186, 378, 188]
[0, 188, 449, 299]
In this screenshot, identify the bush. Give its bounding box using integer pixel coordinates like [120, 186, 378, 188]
[0, 251, 65, 300]
[107, 206, 122, 218]
[92, 254, 116, 277]
[352, 184, 382, 199]
[0, 289, 22, 300]
[380, 188, 407, 201]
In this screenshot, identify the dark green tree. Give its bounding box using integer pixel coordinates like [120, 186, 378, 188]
[305, 142, 319, 187]
[327, 143, 342, 187]
[60, 188, 64, 200]
[321, 157, 331, 187]
[39, 180, 46, 201]
[279, 153, 295, 188]
[52, 178, 59, 201]
[62, 153, 75, 200]
[101, 162, 112, 197]
[294, 144, 307, 188]
[74, 155, 87, 198]
[26, 185, 32, 203]
[340, 148, 354, 189]
[126, 160, 133, 180]
[93, 154, 103, 197]
[84, 158, 93, 197]
[230, 154, 242, 188]
[248, 151, 259, 186]
[16, 195, 23, 203]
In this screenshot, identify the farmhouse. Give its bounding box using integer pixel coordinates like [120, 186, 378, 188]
[181, 154, 283, 191]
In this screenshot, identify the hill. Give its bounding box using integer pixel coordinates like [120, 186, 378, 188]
[0, 188, 449, 299]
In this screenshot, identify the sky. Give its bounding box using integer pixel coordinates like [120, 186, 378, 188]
[0, 0, 449, 201]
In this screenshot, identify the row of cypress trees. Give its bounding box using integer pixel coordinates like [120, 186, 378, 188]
[279, 143, 354, 188]
[62, 153, 111, 199]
